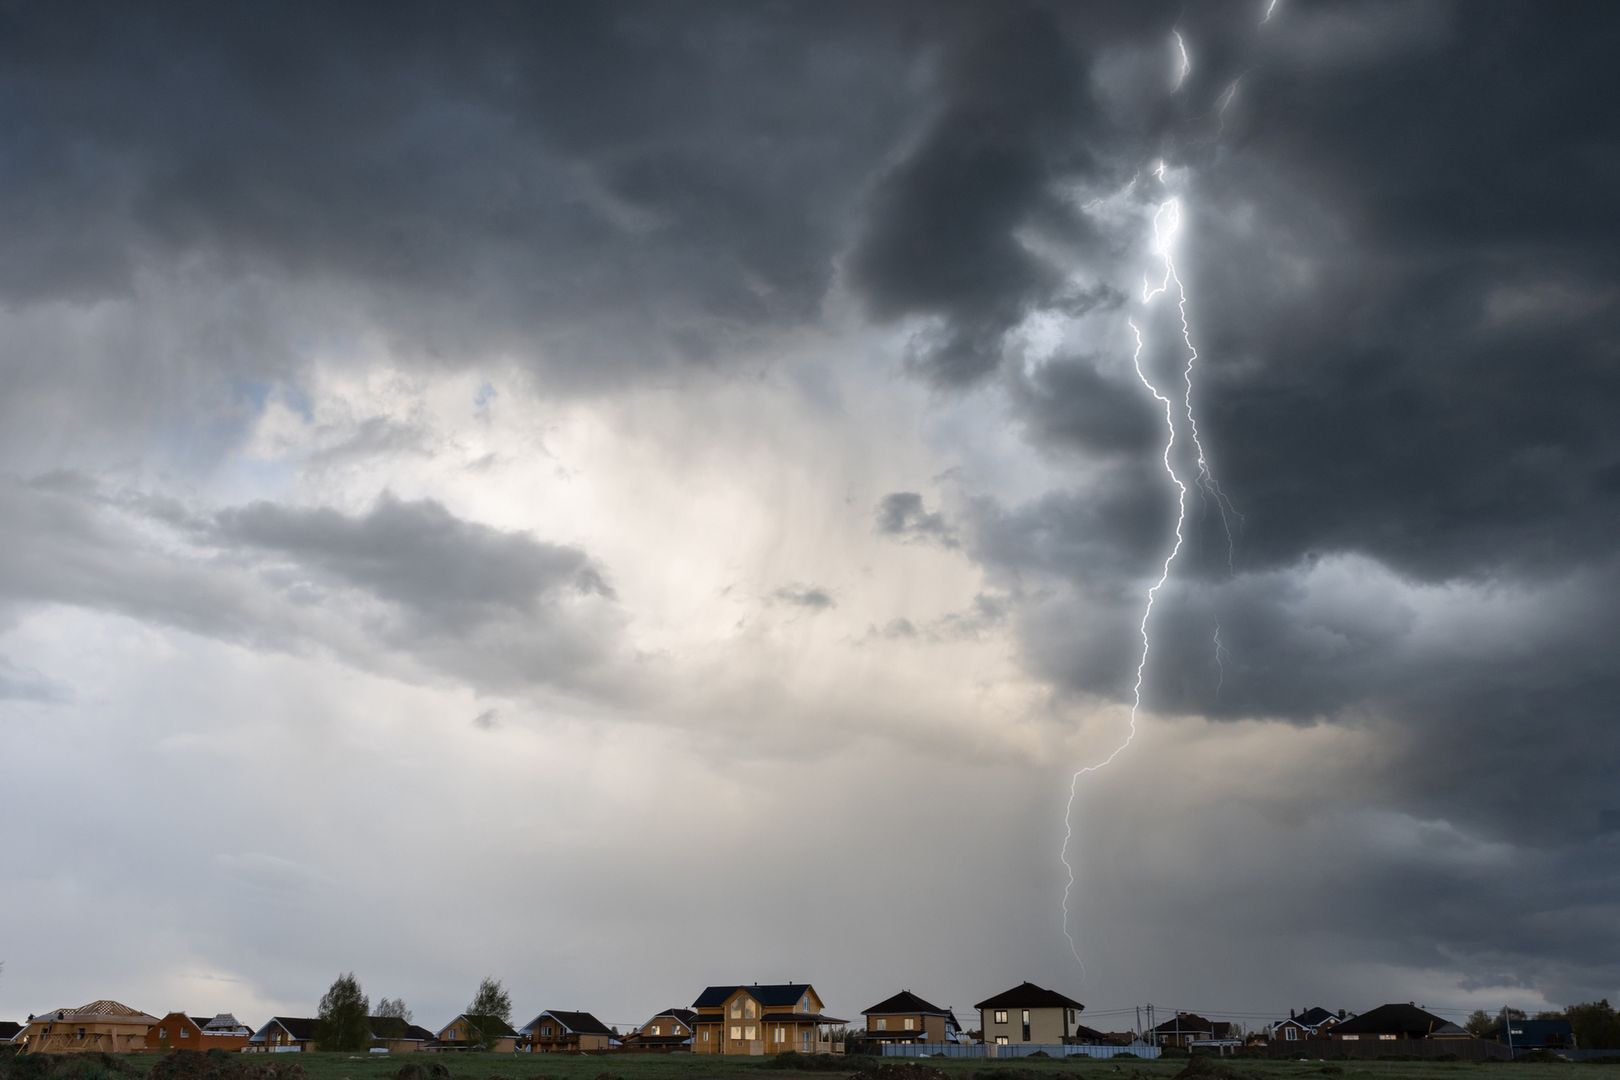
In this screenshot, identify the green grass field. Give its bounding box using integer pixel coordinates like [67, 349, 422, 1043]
[91, 1053, 1620, 1080]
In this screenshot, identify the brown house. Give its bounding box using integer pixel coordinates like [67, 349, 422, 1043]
[147, 1013, 254, 1052]
[690, 984, 846, 1056]
[434, 1014, 519, 1053]
[247, 1016, 319, 1052]
[23, 1001, 159, 1054]
[621, 1008, 696, 1052]
[1149, 1013, 1238, 1048]
[860, 991, 961, 1044]
[1330, 1004, 1457, 1042]
[369, 1017, 435, 1053]
[975, 982, 1085, 1047]
[519, 1010, 615, 1052]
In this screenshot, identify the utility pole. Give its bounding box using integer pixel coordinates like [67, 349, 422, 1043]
[1502, 1006, 1515, 1057]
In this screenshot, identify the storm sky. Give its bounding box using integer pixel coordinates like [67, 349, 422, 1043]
[3, 0, 1618, 1035]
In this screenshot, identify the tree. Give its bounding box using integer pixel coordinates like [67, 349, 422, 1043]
[376, 998, 413, 1024]
[1566, 1000, 1620, 1049]
[466, 976, 513, 1048]
[317, 972, 372, 1051]
[1465, 1010, 1496, 1037]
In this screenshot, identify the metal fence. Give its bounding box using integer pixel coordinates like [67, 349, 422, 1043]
[881, 1043, 1160, 1060]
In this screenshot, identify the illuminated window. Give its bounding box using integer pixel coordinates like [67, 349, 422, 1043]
[995, 1036, 1009, 1045]
[652, 1025, 661, 1035]
[1378, 1034, 1396, 1041]
[875, 1019, 887, 1031]
[745, 1026, 757, 1041]
[904, 1019, 914, 1031]
[731, 1002, 742, 1018]
[994, 1011, 1007, 1025]
[731, 1026, 741, 1040]
[745, 1000, 757, 1019]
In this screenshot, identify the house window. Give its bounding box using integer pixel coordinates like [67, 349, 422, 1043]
[745, 1026, 757, 1041]
[159, 1029, 166, 1040]
[904, 1019, 914, 1031]
[995, 1036, 1009, 1045]
[775, 1026, 785, 1042]
[1378, 1034, 1396, 1041]
[1340, 1035, 1359, 1042]
[541, 1025, 552, 1037]
[731, 1026, 741, 1040]
[1022, 1011, 1031, 1042]
[180, 1029, 189, 1038]
[994, 1011, 1008, 1025]
[702, 1031, 709, 1042]
[651, 1025, 661, 1035]
[1285, 1028, 1297, 1042]
[744, 1000, 757, 1019]
[731, 1002, 742, 1018]
[875, 1019, 887, 1031]
[802, 995, 813, 1014]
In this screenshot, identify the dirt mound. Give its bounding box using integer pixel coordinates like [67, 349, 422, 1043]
[851, 1065, 948, 1080]
[393, 1063, 450, 1080]
[148, 1051, 307, 1080]
[0, 1052, 140, 1080]
[1170, 1056, 1260, 1080]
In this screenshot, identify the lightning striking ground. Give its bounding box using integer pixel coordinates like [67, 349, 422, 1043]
[1059, 27, 1246, 973]
[1059, 313, 1189, 970]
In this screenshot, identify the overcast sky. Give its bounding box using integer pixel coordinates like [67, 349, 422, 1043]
[3, 0, 1618, 1036]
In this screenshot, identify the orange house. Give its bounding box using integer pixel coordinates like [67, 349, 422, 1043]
[147, 1013, 253, 1052]
[23, 1001, 159, 1053]
[690, 983, 845, 1056]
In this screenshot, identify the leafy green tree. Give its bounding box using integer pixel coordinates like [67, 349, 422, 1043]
[317, 972, 372, 1051]
[1465, 1010, 1496, 1037]
[376, 997, 413, 1024]
[1566, 1000, 1620, 1049]
[466, 976, 513, 1048]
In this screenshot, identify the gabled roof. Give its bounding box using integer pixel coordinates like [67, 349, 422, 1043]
[1151, 1013, 1218, 1035]
[863, 991, 951, 1017]
[693, 984, 813, 1009]
[1296, 1007, 1340, 1027]
[1330, 1003, 1449, 1038]
[522, 1010, 614, 1038]
[647, 1008, 697, 1028]
[368, 1016, 435, 1041]
[436, 1013, 517, 1038]
[974, 982, 1083, 1012]
[0, 1022, 24, 1041]
[252, 1017, 319, 1042]
[41, 1001, 159, 1024]
[200, 1014, 253, 1033]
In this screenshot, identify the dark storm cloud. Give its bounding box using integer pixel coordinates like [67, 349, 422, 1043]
[847, 6, 1101, 387]
[874, 492, 958, 547]
[0, 0, 934, 445]
[841, 1, 1620, 1001]
[0, 476, 630, 695]
[215, 494, 614, 624]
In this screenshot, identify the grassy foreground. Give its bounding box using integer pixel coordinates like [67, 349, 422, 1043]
[90, 1054, 1620, 1080]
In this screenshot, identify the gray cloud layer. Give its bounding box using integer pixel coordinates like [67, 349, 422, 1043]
[3, 0, 1617, 1023]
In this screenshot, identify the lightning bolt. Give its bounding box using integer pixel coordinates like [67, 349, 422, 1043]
[1060, 315, 1189, 970]
[1261, 0, 1282, 24]
[1060, 27, 1245, 973]
[1171, 31, 1192, 90]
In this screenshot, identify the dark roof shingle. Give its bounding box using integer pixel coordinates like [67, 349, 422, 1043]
[974, 982, 1083, 1012]
[1330, 1004, 1450, 1038]
[863, 991, 950, 1017]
